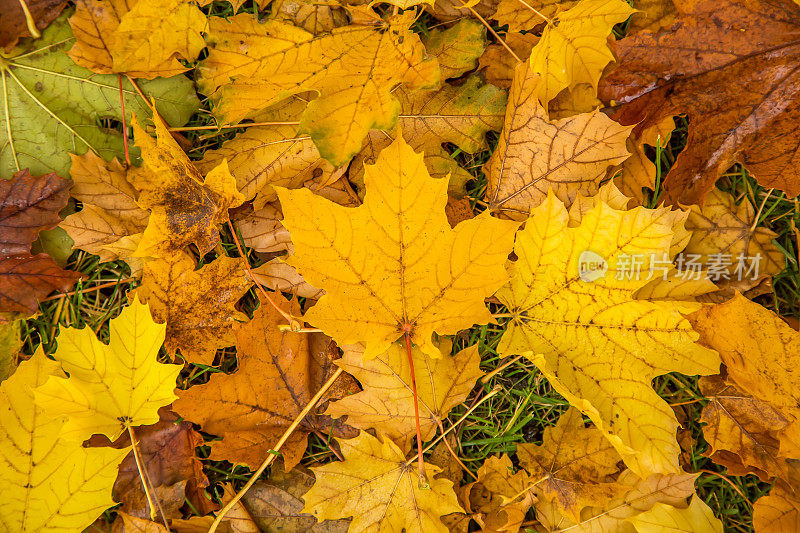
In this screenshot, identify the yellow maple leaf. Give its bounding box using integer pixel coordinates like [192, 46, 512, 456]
[197, 12, 440, 165]
[473, 454, 535, 532]
[34, 297, 181, 441]
[496, 191, 719, 476]
[528, 0, 634, 106]
[302, 431, 463, 532]
[517, 407, 627, 522]
[129, 252, 251, 365]
[68, 0, 206, 79]
[0, 350, 127, 532]
[326, 341, 483, 453]
[485, 63, 631, 218]
[277, 136, 518, 358]
[131, 112, 244, 259]
[627, 495, 723, 533]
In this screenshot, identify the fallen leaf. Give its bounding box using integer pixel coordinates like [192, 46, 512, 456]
[302, 431, 463, 532]
[424, 19, 487, 80]
[131, 113, 244, 259]
[471, 454, 534, 533]
[0, 0, 66, 50]
[327, 342, 483, 453]
[0, 350, 127, 531]
[1, 169, 69, 255]
[479, 32, 539, 89]
[68, 0, 206, 78]
[271, 0, 349, 34]
[526, 0, 634, 106]
[130, 252, 251, 365]
[252, 259, 325, 300]
[496, 191, 720, 476]
[0, 15, 199, 178]
[278, 135, 518, 359]
[198, 12, 439, 165]
[612, 117, 674, 204]
[753, 477, 800, 533]
[599, 0, 800, 204]
[174, 293, 357, 471]
[484, 63, 631, 218]
[427, 0, 498, 22]
[35, 296, 181, 441]
[114, 512, 168, 532]
[0, 320, 20, 381]
[517, 407, 625, 522]
[626, 495, 723, 532]
[0, 253, 82, 315]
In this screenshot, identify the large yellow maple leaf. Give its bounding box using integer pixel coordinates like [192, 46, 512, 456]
[197, 12, 440, 165]
[496, 191, 720, 477]
[34, 297, 181, 441]
[0, 350, 127, 532]
[277, 136, 519, 358]
[302, 431, 462, 532]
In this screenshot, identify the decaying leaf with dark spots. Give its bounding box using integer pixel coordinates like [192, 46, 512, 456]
[131, 113, 243, 260]
[174, 293, 358, 471]
[129, 252, 251, 365]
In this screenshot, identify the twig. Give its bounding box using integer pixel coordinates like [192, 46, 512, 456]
[43, 277, 136, 301]
[207, 367, 345, 533]
[482, 353, 526, 383]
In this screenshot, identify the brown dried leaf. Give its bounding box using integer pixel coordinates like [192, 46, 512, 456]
[1, 169, 69, 255]
[0, 254, 81, 315]
[0, 0, 67, 50]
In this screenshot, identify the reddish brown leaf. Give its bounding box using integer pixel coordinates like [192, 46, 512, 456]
[599, 0, 800, 205]
[0, 254, 80, 315]
[1, 169, 69, 255]
[0, 0, 67, 50]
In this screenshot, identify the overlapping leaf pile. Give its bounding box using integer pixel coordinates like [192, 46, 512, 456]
[1, 0, 799, 531]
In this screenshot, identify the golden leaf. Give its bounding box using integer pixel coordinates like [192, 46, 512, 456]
[754, 472, 800, 533]
[424, 19, 487, 81]
[479, 32, 539, 90]
[0, 351, 127, 531]
[198, 12, 439, 165]
[517, 407, 626, 522]
[472, 455, 535, 533]
[612, 117, 674, 204]
[626, 495, 723, 533]
[301, 431, 463, 532]
[485, 63, 631, 218]
[131, 113, 244, 259]
[496, 191, 720, 476]
[68, 0, 206, 78]
[173, 294, 356, 470]
[326, 342, 483, 453]
[34, 297, 181, 441]
[277, 136, 518, 358]
[130, 252, 251, 365]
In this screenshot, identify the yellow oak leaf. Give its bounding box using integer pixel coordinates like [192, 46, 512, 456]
[173, 293, 357, 471]
[496, 191, 720, 477]
[68, 0, 206, 79]
[131, 113, 244, 259]
[627, 495, 723, 533]
[536, 470, 698, 532]
[326, 342, 483, 453]
[34, 297, 181, 441]
[683, 188, 785, 294]
[277, 136, 519, 359]
[350, 76, 506, 196]
[302, 431, 463, 532]
[60, 152, 149, 272]
[528, 0, 634, 106]
[517, 407, 626, 522]
[484, 63, 631, 218]
[197, 12, 440, 165]
[0, 350, 128, 532]
[129, 252, 251, 365]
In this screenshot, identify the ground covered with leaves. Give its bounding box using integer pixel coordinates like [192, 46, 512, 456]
[1, 0, 799, 531]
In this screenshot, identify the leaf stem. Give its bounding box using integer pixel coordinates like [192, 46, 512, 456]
[404, 330, 427, 487]
[207, 367, 345, 533]
[118, 75, 131, 166]
[17, 0, 40, 39]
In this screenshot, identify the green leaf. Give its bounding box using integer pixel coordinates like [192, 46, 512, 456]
[0, 13, 199, 179]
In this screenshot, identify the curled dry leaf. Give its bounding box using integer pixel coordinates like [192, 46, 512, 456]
[271, 0, 349, 35]
[0, 15, 199, 178]
[129, 252, 251, 365]
[326, 341, 483, 453]
[68, 0, 206, 78]
[496, 191, 720, 476]
[0, 350, 128, 532]
[277, 135, 518, 359]
[517, 407, 625, 522]
[174, 293, 358, 471]
[302, 431, 463, 532]
[34, 297, 181, 441]
[484, 63, 631, 218]
[198, 11, 439, 165]
[599, 0, 800, 205]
